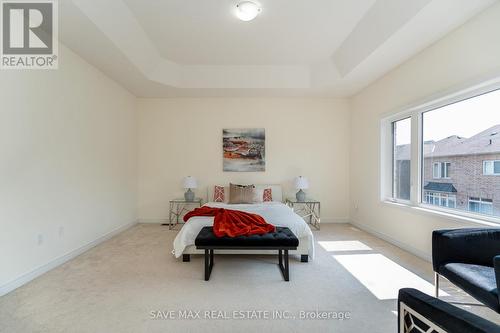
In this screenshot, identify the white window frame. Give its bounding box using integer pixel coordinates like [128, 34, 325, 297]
[468, 197, 493, 215]
[432, 162, 451, 179]
[432, 163, 441, 179]
[483, 160, 500, 175]
[442, 162, 451, 179]
[424, 191, 456, 209]
[380, 75, 500, 224]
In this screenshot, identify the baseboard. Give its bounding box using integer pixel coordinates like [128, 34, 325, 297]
[322, 218, 350, 223]
[350, 220, 432, 262]
[137, 218, 168, 224]
[0, 221, 137, 297]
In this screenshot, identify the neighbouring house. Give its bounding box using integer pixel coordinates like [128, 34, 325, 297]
[395, 125, 500, 217]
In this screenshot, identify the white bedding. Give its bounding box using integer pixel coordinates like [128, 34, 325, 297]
[172, 202, 314, 259]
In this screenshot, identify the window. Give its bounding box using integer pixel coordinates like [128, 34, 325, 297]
[421, 88, 500, 219]
[424, 192, 456, 208]
[443, 162, 451, 178]
[468, 198, 493, 215]
[392, 118, 411, 201]
[484, 160, 500, 175]
[382, 81, 500, 222]
[421, 90, 500, 216]
[433, 163, 440, 179]
[433, 162, 451, 179]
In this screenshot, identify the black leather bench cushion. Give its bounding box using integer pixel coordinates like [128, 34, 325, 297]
[439, 263, 499, 313]
[195, 227, 299, 248]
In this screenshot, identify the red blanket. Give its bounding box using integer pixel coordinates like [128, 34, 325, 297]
[183, 206, 275, 237]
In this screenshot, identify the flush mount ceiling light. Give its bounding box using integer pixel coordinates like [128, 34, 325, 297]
[236, 1, 261, 21]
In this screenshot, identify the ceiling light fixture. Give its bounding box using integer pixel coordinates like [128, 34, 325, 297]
[236, 1, 261, 22]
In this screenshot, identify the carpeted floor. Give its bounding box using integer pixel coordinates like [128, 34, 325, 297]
[0, 223, 498, 333]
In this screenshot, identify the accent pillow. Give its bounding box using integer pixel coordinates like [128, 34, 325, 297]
[252, 188, 264, 203]
[228, 183, 255, 204]
[213, 185, 225, 202]
[263, 188, 273, 202]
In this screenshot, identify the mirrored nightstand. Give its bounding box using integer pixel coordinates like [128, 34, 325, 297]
[285, 198, 320, 230]
[165, 198, 203, 230]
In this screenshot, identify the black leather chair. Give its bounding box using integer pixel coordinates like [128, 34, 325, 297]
[432, 228, 500, 313]
[398, 288, 500, 333]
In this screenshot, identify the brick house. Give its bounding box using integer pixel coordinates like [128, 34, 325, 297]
[395, 125, 500, 217]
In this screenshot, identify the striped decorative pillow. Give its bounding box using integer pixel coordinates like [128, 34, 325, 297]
[228, 183, 255, 204]
[213, 186, 225, 202]
[263, 188, 273, 202]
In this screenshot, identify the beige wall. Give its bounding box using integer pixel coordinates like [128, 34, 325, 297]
[137, 98, 350, 223]
[350, 3, 500, 259]
[0, 45, 137, 290]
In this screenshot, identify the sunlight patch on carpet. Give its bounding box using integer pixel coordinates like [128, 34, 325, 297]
[333, 253, 449, 300]
[319, 240, 372, 252]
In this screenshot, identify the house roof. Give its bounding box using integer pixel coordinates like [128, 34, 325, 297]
[424, 182, 458, 193]
[396, 124, 500, 160]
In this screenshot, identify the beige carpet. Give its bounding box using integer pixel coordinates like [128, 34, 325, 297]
[1, 224, 498, 333]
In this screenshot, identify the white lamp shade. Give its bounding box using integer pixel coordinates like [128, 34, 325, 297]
[183, 176, 197, 189]
[294, 176, 309, 190]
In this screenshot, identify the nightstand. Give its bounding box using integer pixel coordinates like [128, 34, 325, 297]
[285, 198, 320, 230]
[166, 198, 203, 230]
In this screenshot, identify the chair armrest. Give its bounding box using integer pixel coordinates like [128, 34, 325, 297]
[495, 255, 500, 304]
[398, 288, 500, 333]
[432, 228, 500, 272]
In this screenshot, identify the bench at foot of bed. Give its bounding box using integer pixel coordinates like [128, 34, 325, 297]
[193, 227, 299, 281]
[182, 253, 308, 263]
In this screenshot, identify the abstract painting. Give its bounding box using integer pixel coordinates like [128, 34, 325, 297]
[223, 128, 265, 172]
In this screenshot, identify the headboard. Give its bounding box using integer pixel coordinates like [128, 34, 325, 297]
[206, 184, 283, 203]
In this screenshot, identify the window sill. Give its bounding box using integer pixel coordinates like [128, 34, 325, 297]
[382, 200, 500, 228]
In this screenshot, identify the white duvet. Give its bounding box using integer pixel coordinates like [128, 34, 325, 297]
[172, 202, 314, 259]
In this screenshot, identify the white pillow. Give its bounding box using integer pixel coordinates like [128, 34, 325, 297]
[251, 188, 264, 203]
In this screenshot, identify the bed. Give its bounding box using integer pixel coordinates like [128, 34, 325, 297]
[172, 184, 315, 261]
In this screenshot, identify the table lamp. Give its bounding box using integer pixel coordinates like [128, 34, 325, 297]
[183, 176, 197, 202]
[294, 176, 308, 202]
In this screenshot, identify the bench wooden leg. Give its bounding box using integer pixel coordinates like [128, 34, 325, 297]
[204, 249, 213, 281]
[278, 249, 290, 281]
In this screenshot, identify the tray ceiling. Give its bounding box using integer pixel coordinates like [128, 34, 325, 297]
[59, 0, 497, 97]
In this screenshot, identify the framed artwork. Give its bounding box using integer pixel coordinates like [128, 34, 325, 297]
[223, 128, 265, 172]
